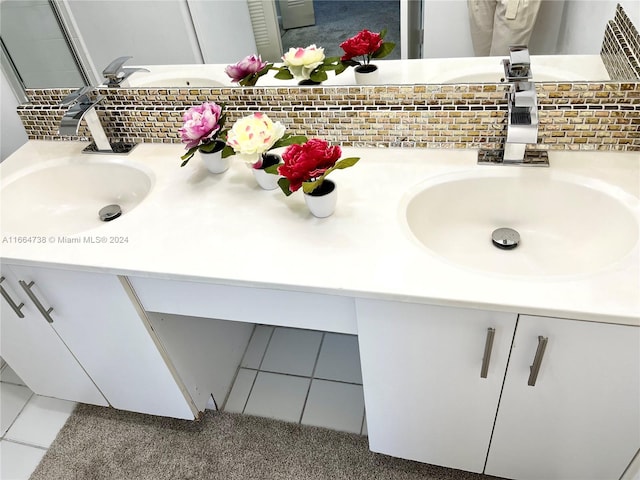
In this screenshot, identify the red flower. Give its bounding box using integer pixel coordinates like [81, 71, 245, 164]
[278, 139, 342, 192]
[340, 29, 383, 62]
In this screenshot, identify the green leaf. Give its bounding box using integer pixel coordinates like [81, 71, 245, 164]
[180, 146, 198, 165]
[302, 179, 322, 194]
[221, 145, 235, 158]
[263, 164, 280, 174]
[306, 157, 360, 185]
[274, 68, 294, 80]
[277, 177, 294, 196]
[272, 134, 307, 149]
[373, 42, 395, 59]
[335, 63, 349, 75]
[379, 27, 388, 39]
[199, 141, 224, 153]
[310, 69, 328, 82]
[333, 157, 360, 169]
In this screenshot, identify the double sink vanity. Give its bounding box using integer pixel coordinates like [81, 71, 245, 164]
[1, 137, 638, 480]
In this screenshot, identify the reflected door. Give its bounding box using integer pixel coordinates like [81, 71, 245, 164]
[279, 0, 316, 29]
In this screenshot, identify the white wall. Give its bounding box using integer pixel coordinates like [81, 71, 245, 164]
[422, 0, 632, 58]
[1, 69, 28, 162]
[557, 0, 640, 54]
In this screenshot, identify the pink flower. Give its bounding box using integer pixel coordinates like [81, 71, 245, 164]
[278, 139, 342, 192]
[225, 55, 268, 83]
[340, 29, 383, 62]
[178, 102, 223, 149]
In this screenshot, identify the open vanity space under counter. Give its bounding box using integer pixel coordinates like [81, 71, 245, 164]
[1, 140, 638, 480]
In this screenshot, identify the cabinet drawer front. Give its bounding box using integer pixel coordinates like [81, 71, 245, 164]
[128, 277, 357, 334]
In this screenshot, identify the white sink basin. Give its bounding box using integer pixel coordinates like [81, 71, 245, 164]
[120, 66, 230, 88]
[402, 169, 639, 277]
[1, 157, 154, 236]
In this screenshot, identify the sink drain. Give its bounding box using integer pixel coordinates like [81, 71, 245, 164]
[99, 204, 122, 222]
[492, 227, 520, 250]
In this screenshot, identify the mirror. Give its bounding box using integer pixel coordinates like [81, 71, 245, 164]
[1, 0, 638, 90]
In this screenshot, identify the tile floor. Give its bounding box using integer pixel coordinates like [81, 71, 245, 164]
[224, 326, 367, 435]
[1, 359, 77, 480]
[0, 325, 366, 479]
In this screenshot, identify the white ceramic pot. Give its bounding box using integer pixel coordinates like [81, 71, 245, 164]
[252, 153, 281, 190]
[199, 145, 229, 174]
[354, 64, 379, 85]
[253, 168, 280, 190]
[304, 180, 337, 218]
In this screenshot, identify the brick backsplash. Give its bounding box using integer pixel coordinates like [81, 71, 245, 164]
[16, 6, 640, 153]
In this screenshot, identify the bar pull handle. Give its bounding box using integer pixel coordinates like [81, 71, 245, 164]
[527, 335, 548, 386]
[18, 280, 54, 324]
[0, 276, 25, 318]
[480, 327, 496, 378]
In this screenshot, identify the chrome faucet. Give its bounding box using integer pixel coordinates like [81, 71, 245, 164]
[59, 86, 113, 152]
[479, 45, 549, 166]
[102, 56, 149, 87]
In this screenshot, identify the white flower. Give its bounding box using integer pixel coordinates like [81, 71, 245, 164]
[282, 45, 325, 80]
[226, 113, 286, 166]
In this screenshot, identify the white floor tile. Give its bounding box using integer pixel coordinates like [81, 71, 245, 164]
[244, 372, 309, 423]
[0, 383, 32, 436]
[314, 333, 362, 384]
[4, 395, 76, 448]
[0, 364, 25, 386]
[241, 325, 274, 369]
[260, 328, 322, 376]
[301, 379, 365, 434]
[224, 368, 257, 413]
[0, 440, 46, 480]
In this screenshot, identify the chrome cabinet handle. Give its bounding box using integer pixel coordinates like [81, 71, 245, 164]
[480, 327, 496, 378]
[527, 336, 548, 386]
[18, 280, 54, 323]
[0, 276, 25, 318]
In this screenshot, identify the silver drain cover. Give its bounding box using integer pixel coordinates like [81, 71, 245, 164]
[492, 227, 520, 250]
[99, 204, 122, 222]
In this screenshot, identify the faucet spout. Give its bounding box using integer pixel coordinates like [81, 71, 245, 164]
[58, 88, 113, 152]
[102, 56, 149, 87]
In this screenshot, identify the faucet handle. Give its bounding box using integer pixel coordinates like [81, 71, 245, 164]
[60, 86, 94, 106]
[509, 45, 530, 67]
[512, 82, 536, 108]
[103, 56, 133, 81]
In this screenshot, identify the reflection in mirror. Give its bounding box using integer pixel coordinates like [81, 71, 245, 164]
[1, 0, 638, 90]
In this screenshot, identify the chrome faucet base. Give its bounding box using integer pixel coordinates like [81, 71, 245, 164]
[478, 149, 549, 167]
[81, 141, 137, 155]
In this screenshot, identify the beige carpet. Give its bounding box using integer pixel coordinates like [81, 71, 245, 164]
[30, 404, 505, 480]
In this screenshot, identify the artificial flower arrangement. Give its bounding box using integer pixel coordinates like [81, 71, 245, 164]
[224, 112, 307, 169]
[266, 138, 360, 196]
[274, 45, 344, 84]
[179, 101, 227, 166]
[225, 54, 272, 87]
[339, 28, 396, 73]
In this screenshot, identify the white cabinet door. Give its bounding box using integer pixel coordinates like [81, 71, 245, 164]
[7, 264, 197, 419]
[356, 299, 517, 473]
[0, 268, 107, 406]
[486, 315, 640, 480]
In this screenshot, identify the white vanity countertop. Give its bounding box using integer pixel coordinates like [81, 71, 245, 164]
[122, 55, 610, 87]
[1, 141, 638, 326]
